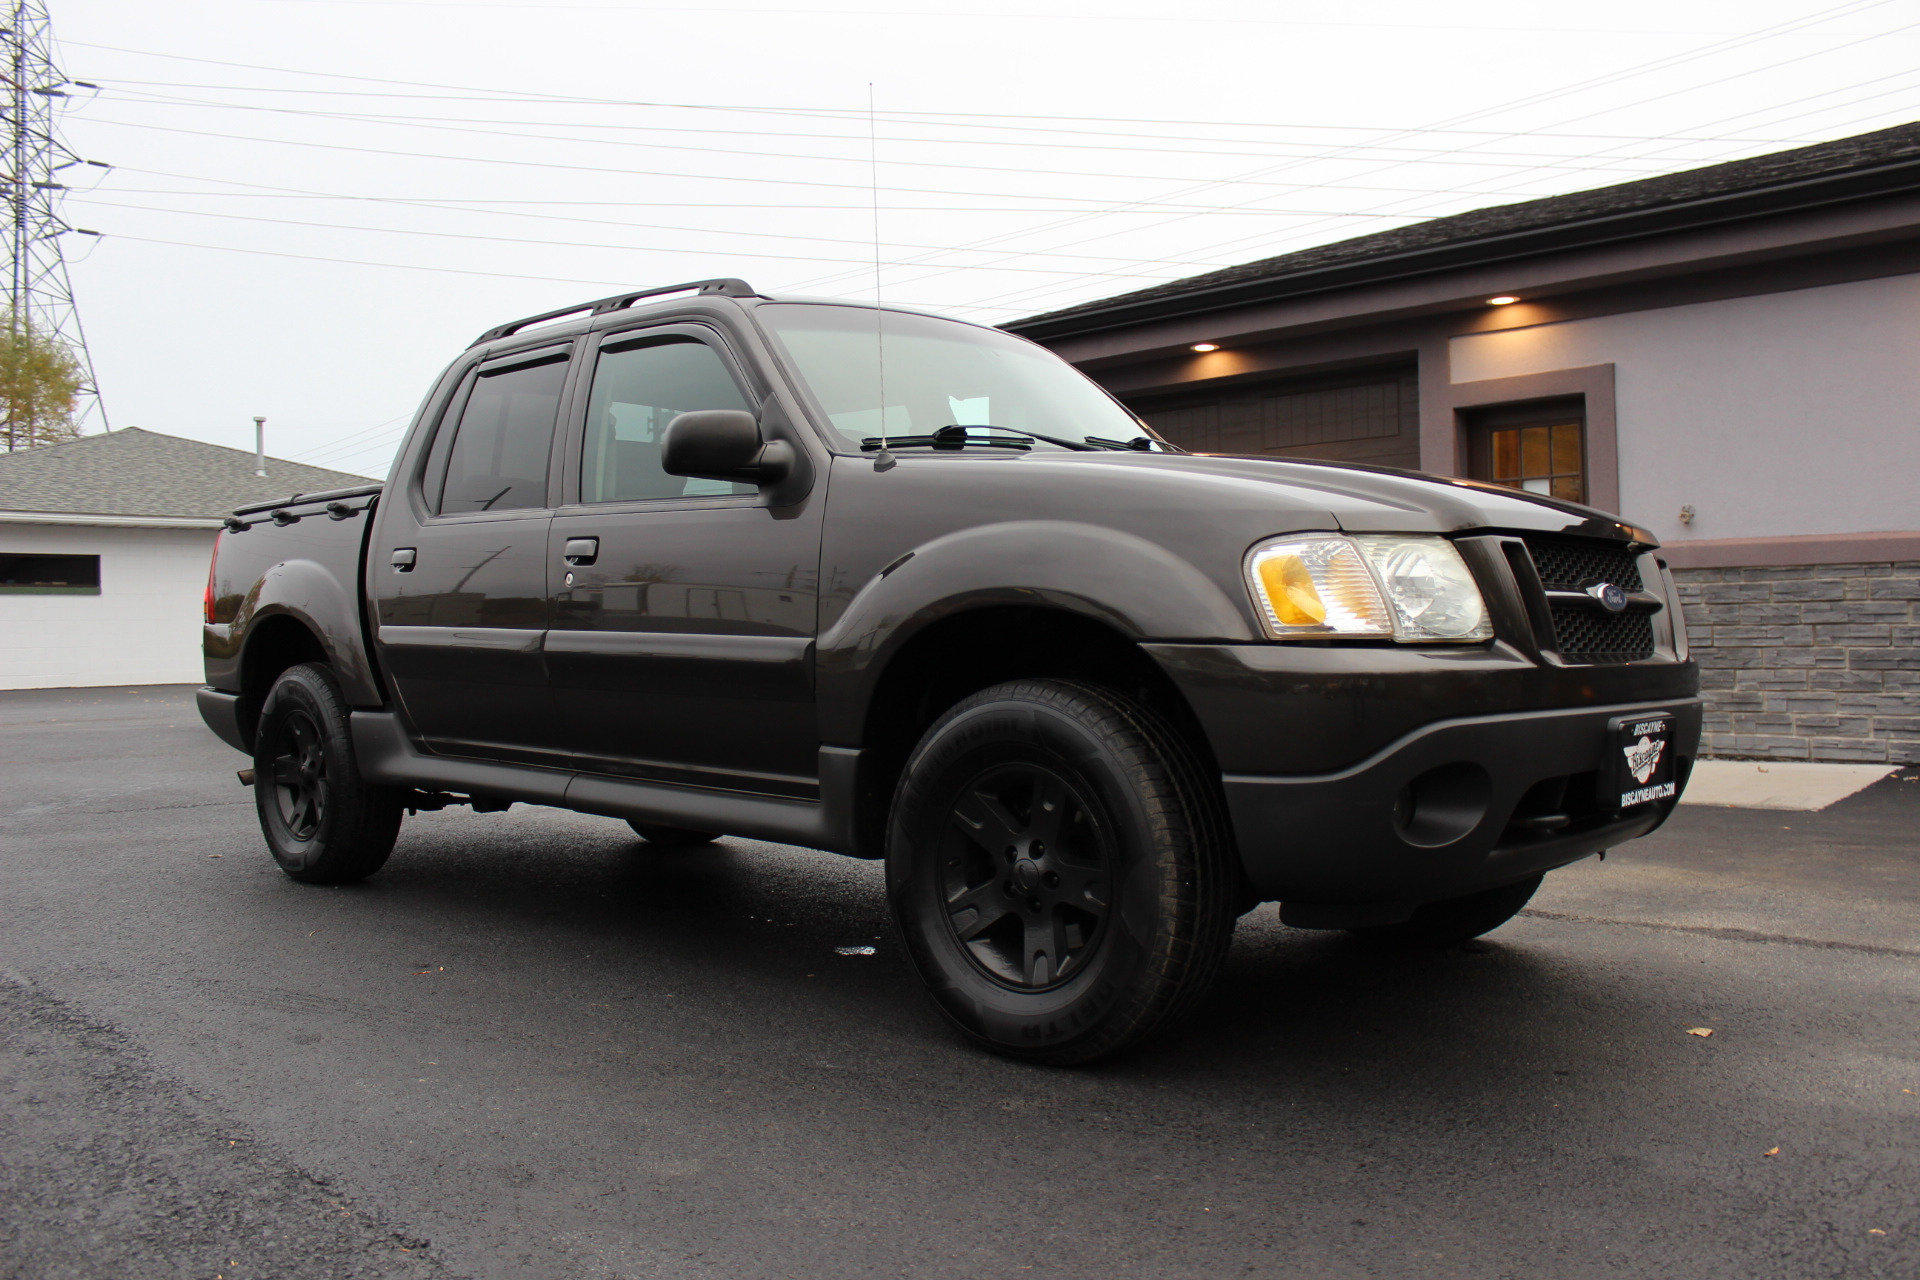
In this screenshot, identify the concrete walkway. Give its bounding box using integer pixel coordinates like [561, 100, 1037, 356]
[1681, 758, 1902, 811]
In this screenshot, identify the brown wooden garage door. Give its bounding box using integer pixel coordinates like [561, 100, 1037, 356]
[1125, 364, 1419, 469]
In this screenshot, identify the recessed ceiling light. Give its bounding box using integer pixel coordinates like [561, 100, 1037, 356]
[1190, 342, 1220, 352]
[1487, 295, 1520, 306]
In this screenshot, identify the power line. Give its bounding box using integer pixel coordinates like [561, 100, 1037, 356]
[72, 198, 1220, 280]
[849, 0, 1910, 314]
[53, 42, 1847, 141]
[76, 112, 1698, 203]
[93, 84, 1767, 178]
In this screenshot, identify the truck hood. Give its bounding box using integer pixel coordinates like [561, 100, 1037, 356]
[1084, 451, 1656, 546]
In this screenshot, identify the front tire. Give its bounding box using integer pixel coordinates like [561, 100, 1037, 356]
[887, 679, 1237, 1065]
[253, 663, 403, 885]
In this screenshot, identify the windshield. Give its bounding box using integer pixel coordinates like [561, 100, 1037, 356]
[755, 302, 1168, 452]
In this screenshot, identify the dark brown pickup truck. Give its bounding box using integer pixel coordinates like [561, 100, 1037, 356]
[198, 278, 1700, 1063]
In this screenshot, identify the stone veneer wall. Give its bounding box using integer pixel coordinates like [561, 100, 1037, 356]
[1673, 561, 1920, 764]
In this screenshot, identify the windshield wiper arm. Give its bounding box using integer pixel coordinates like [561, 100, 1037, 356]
[861, 425, 1033, 452]
[948, 426, 1141, 452]
[858, 425, 1135, 453]
[940, 424, 1105, 451]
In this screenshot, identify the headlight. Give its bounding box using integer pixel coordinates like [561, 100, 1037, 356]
[1353, 536, 1492, 641]
[1246, 534, 1492, 643]
[1245, 537, 1394, 638]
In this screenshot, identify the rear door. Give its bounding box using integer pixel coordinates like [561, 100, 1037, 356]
[545, 323, 823, 796]
[371, 342, 573, 766]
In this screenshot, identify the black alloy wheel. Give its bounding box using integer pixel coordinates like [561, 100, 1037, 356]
[269, 706, 329, 842]
[888, 679, 1238, 1065]
[253, 662, 404, 884]
[939, 761, 1111, 989]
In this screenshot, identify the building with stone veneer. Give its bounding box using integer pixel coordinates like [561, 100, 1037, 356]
[1006, 123, 1920, 765]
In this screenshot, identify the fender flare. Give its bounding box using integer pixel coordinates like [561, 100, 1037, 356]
[237, 557, 384, 708]
[816, 519, 1255, 744]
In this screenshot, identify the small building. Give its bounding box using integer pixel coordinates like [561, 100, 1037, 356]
[0, 428, 373, 690]
[1006, 123, 1920, 765]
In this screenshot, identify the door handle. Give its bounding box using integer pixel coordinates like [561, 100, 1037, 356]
[390, 547, 416, 571]
[563, 537, 599, 566]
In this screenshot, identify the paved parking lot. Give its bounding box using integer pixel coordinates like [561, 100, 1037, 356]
[2, 684, 1916, 1280]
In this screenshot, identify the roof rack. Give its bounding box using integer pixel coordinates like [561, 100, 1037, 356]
[468, 278, 760, 348]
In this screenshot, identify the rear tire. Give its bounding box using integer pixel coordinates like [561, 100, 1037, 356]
[887, 679, 1237, 1065]
[626, 821, 721, 847]
[253, 663, 403, 885]
[1348, 875, 1542, 947]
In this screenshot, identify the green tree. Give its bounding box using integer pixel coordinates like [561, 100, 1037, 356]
[0, 314, 84, 450]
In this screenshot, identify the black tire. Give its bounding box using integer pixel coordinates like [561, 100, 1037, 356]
[253, 663, 404, 885]
[1349, 874, 1543, 947]
[887, 679, 1238, 1065]
[625, 821, 721, 847]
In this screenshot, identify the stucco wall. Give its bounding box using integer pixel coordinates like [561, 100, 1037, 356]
[1448, 271, 1920, 545]
[0, 523, 215, 689]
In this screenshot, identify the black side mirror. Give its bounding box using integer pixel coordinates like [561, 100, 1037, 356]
[661, 409, 791, 484]
[661, 397, 813, 508]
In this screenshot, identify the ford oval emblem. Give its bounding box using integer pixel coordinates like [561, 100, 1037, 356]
[1586, 582, 1628, 612]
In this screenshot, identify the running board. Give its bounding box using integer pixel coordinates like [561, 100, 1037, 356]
[349, 711, 860, 854]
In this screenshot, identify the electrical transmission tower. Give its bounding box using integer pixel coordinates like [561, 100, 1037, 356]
[3, 0, 106, 449]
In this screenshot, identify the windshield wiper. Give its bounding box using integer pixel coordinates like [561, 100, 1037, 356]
[858, 425, 1152, 453]
[861, 425, 1033, 452]
[945, 426, 1149, 452]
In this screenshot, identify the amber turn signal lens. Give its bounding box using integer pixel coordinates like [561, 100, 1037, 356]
[1257, 554, 1327, 626]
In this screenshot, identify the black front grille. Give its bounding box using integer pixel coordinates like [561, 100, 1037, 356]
[1524, 536, 1643, 591]
[1521, 535, 1657, 663]
[1548, 601, 1656, 663]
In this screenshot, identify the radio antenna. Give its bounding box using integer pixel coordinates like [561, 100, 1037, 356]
[868, 82, 891, 464]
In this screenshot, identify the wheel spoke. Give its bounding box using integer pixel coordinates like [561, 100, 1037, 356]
[947, 880, 1017, 940]
[269, 752, 302, 787]
[1057, 864, 1110, 911]
[950, 787, 1026, 850]
[1027, 775, 1067, 846]
[1021, 912, 1071, 986]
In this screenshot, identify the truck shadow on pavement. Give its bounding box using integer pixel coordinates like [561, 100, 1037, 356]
[330, 809, 1676, 1102]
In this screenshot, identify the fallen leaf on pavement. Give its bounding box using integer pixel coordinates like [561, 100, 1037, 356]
[1763, 1147, 1779, 1156]
[1687, 1027, 1714, 1037]
[1869, 1229, 1887, 1236]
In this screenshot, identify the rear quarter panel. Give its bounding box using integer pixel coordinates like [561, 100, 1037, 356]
[204, 496, 383, 706]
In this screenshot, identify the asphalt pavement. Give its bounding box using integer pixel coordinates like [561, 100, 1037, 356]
[1, 684, 1916, 1280]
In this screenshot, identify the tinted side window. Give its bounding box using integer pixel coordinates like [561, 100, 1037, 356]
[582, 337, 753, 502]
[437, 355, 567, 513]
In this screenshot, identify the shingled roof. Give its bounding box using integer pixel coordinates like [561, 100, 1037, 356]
[1006, 120, 1920, 340]
[0, 428, 376, 523]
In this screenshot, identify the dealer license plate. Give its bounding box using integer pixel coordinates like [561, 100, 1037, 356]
[1608, 712, 1677, 809]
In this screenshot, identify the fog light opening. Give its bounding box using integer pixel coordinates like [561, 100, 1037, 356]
[1393, 762, 1493, 848]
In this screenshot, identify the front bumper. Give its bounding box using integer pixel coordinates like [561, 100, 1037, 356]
[1221, 697, 1703, 911]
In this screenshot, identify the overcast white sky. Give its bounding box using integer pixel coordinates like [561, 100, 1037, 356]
[42, 0, 1920, 477]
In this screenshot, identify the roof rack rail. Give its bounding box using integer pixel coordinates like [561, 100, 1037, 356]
[468, 278, 760, 348]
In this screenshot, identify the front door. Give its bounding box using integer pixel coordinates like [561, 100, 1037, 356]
[371, 342, 571, 765]
[545, 325, 823, 796]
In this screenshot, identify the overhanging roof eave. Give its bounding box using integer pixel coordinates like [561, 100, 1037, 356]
[1004, 153, 1920, 343]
